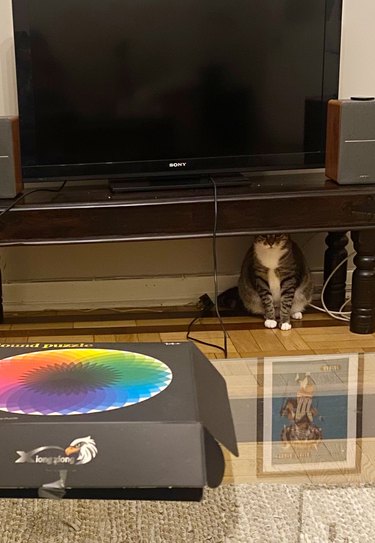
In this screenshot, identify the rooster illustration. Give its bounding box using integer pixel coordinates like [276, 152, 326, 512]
[65, 436, 98, 464]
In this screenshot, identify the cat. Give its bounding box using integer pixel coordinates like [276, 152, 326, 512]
[238, 233, 313, 330]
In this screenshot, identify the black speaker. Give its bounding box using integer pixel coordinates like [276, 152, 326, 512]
[0, 116, 23, 199]
[326, 97, 375, 185]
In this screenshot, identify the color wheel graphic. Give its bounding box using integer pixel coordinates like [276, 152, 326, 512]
[0, 348, 173, 415]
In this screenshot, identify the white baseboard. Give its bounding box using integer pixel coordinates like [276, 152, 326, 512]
[2, 270, 353, 312]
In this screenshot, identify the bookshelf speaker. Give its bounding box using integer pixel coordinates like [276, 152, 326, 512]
[0, 116, 23, 199]
[326, 97, 375, 185]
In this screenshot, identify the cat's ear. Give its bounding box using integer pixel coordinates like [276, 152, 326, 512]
[275, 233, 290, 244]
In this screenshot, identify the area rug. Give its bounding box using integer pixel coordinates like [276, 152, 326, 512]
[1, 483, 374, 543]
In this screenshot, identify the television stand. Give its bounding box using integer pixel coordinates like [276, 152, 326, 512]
[0, 172, 375, 334]
[109, 173, 249, 193]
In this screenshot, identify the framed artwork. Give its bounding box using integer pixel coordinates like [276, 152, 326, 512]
[257, 353, 362, 476]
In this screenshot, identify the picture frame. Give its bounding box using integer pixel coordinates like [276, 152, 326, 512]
[257, 353, 362, 476]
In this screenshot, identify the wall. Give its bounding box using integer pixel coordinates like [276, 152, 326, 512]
[0, 0, 374, 311]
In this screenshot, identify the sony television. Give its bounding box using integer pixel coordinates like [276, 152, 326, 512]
[12, 0, 342, 191]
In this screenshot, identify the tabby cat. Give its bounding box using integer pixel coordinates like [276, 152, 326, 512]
[238, 234, 313, 330]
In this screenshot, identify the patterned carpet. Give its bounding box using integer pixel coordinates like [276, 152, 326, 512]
[1, 483, 374, 543]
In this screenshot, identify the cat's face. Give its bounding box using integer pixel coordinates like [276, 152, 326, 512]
[254, 233, 290, 248]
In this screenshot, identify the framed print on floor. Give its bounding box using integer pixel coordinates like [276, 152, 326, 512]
[257, 353, 362, 476]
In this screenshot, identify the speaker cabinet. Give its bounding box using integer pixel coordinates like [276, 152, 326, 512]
[326, 98, 375, 185]
[0, 116, 23, 199]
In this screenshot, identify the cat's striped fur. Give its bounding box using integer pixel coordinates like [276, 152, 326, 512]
[238, 234, 313, 330]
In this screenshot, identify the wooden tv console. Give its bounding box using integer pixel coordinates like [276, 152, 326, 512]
[0, 172, 374, 334]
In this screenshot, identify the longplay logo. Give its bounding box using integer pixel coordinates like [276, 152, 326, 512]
[15, 436, 98, 465]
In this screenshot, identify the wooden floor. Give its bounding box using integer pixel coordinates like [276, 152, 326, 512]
[1, 308, 375, 487]
[1, 309, 375, 356]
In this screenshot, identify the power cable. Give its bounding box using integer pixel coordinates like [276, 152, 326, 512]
[186, 177, 228, 357]
[0, 181, 68, 219]
[309, 252, 354, 322]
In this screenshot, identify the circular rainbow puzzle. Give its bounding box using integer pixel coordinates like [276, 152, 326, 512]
[0, 348, 173, 416]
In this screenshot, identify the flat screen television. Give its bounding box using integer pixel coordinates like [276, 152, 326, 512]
[12, 0, 342, 191]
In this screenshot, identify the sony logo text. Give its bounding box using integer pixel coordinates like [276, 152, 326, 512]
[169, 162, 187, 168]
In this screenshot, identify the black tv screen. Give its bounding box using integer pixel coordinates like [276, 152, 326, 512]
[12, 0, 342, 185]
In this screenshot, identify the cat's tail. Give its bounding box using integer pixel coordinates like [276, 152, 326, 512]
[217, 286, 246, 312]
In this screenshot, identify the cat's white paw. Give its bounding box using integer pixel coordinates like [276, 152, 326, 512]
[292, 312, 303, 320]
[280, 322, 292, 331]
[264, 319, 277, 329]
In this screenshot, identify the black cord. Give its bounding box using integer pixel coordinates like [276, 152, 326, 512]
[0, 180, 68, 218]
[186, 177, 228, 358]
[186, 313, 227, 352]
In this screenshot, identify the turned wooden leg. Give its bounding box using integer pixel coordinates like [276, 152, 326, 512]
[350, 230, 375, 334]
[324, 232, 349, 311]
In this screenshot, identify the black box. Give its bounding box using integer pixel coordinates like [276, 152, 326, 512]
[0, 341, 238, 500]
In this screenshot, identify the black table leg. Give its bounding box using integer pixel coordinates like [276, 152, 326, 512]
[350, 230, 375, 334]
[324, 232, 349, 311]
